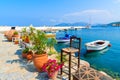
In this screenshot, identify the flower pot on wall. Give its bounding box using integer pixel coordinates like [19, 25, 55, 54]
[33, 53, 48, 72]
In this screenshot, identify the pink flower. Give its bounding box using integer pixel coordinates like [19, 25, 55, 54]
[42, 59, 64, 78]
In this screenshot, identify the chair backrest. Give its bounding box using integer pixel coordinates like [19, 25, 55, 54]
[70, 36, 81, 51]
[11, 27, 16, 30]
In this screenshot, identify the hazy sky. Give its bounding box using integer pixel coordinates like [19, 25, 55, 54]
[0, 0, 120, 26]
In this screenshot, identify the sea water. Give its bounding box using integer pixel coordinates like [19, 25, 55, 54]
[55, 27, 120, 76]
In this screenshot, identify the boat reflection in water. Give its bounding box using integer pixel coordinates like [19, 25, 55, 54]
[84, 47, 110, 58]
[98, 47, 109, 54]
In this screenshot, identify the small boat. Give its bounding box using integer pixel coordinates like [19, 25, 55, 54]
[85, 40, 111, 52]
[56, 34, 71, 43]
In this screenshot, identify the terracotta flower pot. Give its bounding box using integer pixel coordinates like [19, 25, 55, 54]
[4, 31, 9, 36]
[26, 54, 33, 61]
[25, 36, 30, 43]
[22, 53, 27, 58]
[26, 51, 33, 61]
[13, 35, 19, 37]
[14, 40, 19, 44]
[6, 30, 16, 41]
[33, 53, 48, 72]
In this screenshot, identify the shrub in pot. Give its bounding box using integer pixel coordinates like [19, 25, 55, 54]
[21, 27, 29, 43]
[22, 48, 33, 61]
[13, 31, 19, 37]
[22, 48, 29, 59]
[31, 30, 49, 71]
[26, 50, 33, 61]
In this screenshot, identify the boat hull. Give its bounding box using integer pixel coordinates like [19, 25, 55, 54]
[57, 39, 70, 43]
[85, 40, 110, 52]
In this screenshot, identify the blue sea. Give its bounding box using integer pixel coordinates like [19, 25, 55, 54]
[55, 27, 120, 77]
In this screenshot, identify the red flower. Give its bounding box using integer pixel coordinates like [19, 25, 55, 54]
[42, 59, 64, 77]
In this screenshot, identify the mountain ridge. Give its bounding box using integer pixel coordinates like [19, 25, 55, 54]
[55, 22, 88, 26]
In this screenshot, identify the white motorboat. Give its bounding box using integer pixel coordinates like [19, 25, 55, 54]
[56, 34, 71, 43]
[85, 40, 111, 52]
[56, 38, 70, 43]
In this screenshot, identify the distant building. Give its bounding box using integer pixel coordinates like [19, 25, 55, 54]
[109, 22, 120, 27]
[112, 23, 120, 26]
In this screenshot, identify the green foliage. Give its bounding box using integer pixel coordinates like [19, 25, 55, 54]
[31, 30, 48, 54]
[47, 38, 57, 48]
[29, 26, 36, 35]
[29, 26, 36, 41]
[22, 48, 29, 53]
[48, 50, 58, 56]
[22, 27, 27, 34]
[56, 54, 67, 63]
[47, 38, 57, 55]
[14, 31, 18, 35]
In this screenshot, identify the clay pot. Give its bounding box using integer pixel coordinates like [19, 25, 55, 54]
[26, 51, 33, 61]
[33, 53, 48, 72]
[26, 54, 33, 60]
[4, 31, 9, 36]
[6, 30, 16, 41]
[22, 53, 27, 58]
[25, 36, 30, 43]
[14, 40, 19, 44]
[13, 35, 19, 38]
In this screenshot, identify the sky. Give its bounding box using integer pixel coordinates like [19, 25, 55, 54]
[0, 0, 120, 26]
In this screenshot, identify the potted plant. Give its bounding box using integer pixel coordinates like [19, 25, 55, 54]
[42, 59, 64, 80]
[13, 31, 19, 37]
[21, 26, 36, 43]
[31, 30, 49, 71]
[22, 48, 29, 59]
[22, 47, 33, 61]
[21, 27, 27, 41]
[26, 50, 33, 61]
[21, 27, 30, 43]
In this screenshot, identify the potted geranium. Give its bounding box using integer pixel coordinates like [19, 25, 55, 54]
[42, 59, 64, 80]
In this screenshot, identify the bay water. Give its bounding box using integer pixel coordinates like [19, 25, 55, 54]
[55, 27, 120, 77]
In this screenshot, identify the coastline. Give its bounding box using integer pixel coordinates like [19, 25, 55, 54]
[0, 26, 115, 79]
[0, 26, 85, 32]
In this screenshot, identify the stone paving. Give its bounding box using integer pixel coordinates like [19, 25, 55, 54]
[0, 35, 51, 80]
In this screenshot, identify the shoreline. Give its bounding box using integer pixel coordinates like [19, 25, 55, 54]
[0, 26, 86, 32]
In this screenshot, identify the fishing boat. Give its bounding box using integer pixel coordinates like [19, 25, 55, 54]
[56, 34, 71, 43]
[85, 40, 111, 52]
